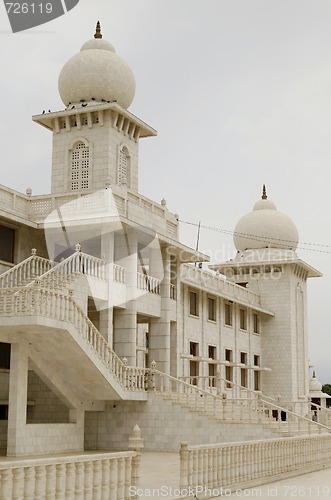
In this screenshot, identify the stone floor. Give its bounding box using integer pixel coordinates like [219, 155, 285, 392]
[138, 452, 331, 499]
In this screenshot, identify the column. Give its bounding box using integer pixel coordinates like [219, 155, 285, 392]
[148, 248, 171, 374]
[113, 230, 137, 366]
[7, 342, 28, 456]
[100, 231, 114, 345]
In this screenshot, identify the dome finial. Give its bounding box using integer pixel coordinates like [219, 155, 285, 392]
[262, 184, 267, 200]
[94, 21, 102, 39]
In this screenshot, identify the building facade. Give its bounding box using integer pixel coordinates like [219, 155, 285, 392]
[0, 24, 326, 458]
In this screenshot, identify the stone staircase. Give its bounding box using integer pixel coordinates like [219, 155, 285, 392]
[151, 370, 331, 439]
[0, 250, 148, 401]
[1, 252, 330, 434]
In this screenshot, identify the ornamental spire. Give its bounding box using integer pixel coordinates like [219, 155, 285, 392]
[262, 184, 267, 200]
[94, 21, 102, 39]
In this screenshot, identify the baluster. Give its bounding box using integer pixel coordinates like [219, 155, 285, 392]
[109, 460, 117, 500]
[192, 450, 199, 488]
[199, 448, 205, 487]
[233, 445, 239, 484]
[55, 463, 66, 500]
[92, 460, 102, 499]
[117, 457, 125, 500]
[179, 443, 189, 490]
[34, 465, 46, 499]
[45, 464, 56, 500]
[65, 462, 75, 498]
[1, 469, 13, 500]
[101, 459, 110, 500]
[208, 448, 214, 488]
[74, 462, 84, 500]
[124, 457, 132, 500]
[83, 461, 93, 499]
[12, 467, 24, 500]
[225, 446, 230, 486]
[245, 444, 251, 483]
[24, 466, 35, 500]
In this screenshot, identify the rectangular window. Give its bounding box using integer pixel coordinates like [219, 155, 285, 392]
[189, 291, 199, 317]
[190, 341, 199, 357]
[190, 341, 199, 385]
[253, 313, 259, 334]
[0, 405, 8, 420]
[225, 349, 233, 362]
[253, 355, 261, 390]
[254, 370, 261, 391]
[239, 308, 247, 330]
[225, 349, 233, 389]
[208, 345, 217, 387]
[241, 368, 248, 388]
[224, 302, 233, 326]
[240, 351, 248, 388]
[208, 297, 216, 322]
[0, 226, 15, 263]
[225, 366, 233, 389]
[0, 343, 11, 369]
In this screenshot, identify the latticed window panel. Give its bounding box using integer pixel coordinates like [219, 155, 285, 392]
[70, 142, 90, 190]
[118, 148, 128, 186]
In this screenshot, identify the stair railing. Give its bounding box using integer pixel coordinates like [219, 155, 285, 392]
[0, 249, 53, 288]
[146, 368, 331, 436]
[25, 245, 107, 290]
[0, 285, 146, 393]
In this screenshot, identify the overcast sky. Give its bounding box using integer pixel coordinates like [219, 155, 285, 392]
[1, 0, 331, 382]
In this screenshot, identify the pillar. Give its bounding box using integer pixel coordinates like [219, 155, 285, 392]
[7, 342, 28, 456]
[100, 231, 114, 345]
[148, 248, 171, 373]
[113, 230, 137, 366]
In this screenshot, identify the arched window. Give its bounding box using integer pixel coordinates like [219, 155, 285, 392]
[70, 141, 90, 191]
[118, 146, 130, 187]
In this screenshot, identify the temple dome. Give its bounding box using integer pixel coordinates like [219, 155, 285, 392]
[234, 186, 299, 252]
[309, 372, 323, 392]
[58, 22, 136, 109]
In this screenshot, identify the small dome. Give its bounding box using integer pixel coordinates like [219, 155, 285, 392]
[58, 22, 135, 109]
[234, 185, 299, 252]
[80, 38, 115, 52]
[309, 372, 322, 392]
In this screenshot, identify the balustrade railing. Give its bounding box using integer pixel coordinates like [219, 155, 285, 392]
[0, 451, 139, 500]
[0, 251, 53, 289]
[180, 434, 331, 493]
[136, 273, 160, 295]
[271, 399, 331, 426]
[26, 249, 107, 290]
[0, 286, 146, 393]
[113, 264, 126, 284]
[0, 183, 178, 238]
[179, 374, 262, 400]
[150, 369, 331, 436]
[310, 401, 331, 426]
[181, 264, 261, 308]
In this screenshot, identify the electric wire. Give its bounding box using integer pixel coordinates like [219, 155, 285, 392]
[178, 219, 331, 255]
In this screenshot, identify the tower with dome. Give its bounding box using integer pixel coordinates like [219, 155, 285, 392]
[0, 24, 330, 489]
[213, 185, 322, 405]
